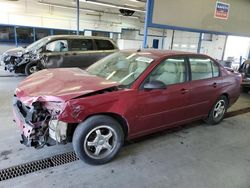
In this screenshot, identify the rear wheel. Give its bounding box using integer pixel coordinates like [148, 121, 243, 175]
[205, 96, 228, 125]
[73, 115, 124, 165]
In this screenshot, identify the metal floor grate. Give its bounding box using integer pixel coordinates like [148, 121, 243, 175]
[0, 151, 79, 182]
[0, 107, 250, 182]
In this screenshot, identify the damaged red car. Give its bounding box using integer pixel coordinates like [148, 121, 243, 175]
[13, 50, 242, 165]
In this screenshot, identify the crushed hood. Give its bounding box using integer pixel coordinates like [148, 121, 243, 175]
[4, 47, 25, 57]
[16, 68, 119, 104]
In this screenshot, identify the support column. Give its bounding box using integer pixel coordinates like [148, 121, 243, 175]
[14, 26, 18, 47]
[161, 29, 165, 49]
[143, 0, 151, 48]
[33, 28, 36, 42]
[197, 33, 202, 53]
[222, 35, 228, 60]
[170, 30, 175, 50]
[76, 0, 80, 35]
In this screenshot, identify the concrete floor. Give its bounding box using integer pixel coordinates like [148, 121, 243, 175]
[0, 67, 250, 188]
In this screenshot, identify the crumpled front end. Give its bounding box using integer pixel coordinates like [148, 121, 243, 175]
[4, 56, 25, 73]
[13, 96, 68, 149]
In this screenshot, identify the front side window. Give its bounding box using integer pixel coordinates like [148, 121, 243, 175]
[45, 40, 68, 52]
[189, 57, 213, 80]
[95, 39, 114, 50]
[146, 57, 187, 85]
[87, 52, 154, 86]
[69, 39, 93, 51]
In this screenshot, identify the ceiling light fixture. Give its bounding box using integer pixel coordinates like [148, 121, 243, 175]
[118, 15, 139, 19]
[128, 0, 141, 2]
[82, 0, 145, 13]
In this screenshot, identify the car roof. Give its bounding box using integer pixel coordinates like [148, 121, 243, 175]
[121, 49, 205, 60]
[45, 35, 113, 41]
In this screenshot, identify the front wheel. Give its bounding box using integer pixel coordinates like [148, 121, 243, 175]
[25, 61, 38, 76]
[204, 96, 228, 125]
[73, 115, 124, 165]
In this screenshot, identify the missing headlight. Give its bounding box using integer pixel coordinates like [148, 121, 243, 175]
[49, 120, 67, 143]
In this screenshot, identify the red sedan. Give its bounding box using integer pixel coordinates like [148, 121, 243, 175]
[14, 50, 242, 164]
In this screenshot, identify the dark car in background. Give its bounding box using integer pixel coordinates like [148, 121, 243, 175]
[239, 60, 250, 91]
[2, 35, 118, 75]
[13, 50, 241, 165]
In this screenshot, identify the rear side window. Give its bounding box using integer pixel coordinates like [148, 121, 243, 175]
[68, 39, 93, 51]
[95, 39, 114, 50]
[189, 58, 214, 80]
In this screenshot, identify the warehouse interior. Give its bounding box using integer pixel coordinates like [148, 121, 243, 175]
[0, 0, 250, 188]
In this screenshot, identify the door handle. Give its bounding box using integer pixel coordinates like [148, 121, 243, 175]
[212, 82, 217, 88]
[64, 53, 69, 56]
[181, 88, 189, 94]
[72, 53, 77, 55]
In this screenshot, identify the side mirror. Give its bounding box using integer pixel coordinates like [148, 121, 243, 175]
[143, 80, 166, 90]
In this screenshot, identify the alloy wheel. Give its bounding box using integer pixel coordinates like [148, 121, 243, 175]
[83, 126, 117, 160]
[213, 100, 226, 120]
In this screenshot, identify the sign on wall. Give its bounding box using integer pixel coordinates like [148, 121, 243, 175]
[150, 0, 250, 36]
[214, 1, 230, 20]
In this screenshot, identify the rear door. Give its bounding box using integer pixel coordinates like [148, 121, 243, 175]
[94, 39, 117, 60]
[44, 39, 69, 68]
[187, 56, 222, 117]
[66, 38, 96, 68]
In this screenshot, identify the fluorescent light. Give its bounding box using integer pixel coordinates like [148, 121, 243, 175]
[118, 15, 140, 19]
[181, 44, 187, 48]
[190, 45, 197, 48]
[129, 0, 143, 2]
[124, 4, 140, 8]
[38, 1, 96, 13]
[173, 44, 179, 47]
[83, 0, 145, 12]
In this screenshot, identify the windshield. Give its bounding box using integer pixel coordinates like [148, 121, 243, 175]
[26, 36, 51, 52]
[86, 51, 154, 86]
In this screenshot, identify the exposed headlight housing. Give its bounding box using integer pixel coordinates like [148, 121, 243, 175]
[49, 120, 67, 143]
[17, 52, 23, 57]
[23, 54, 30, 59]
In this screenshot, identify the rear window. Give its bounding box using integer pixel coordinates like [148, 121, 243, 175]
[95, 39, 114, 50]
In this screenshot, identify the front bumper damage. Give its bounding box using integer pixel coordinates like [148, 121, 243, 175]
[3, 56, 26, 73]
[13, 97, 68, 148]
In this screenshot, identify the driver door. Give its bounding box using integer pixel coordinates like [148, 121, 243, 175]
[131, 57, 192, 137]
[44, 39, 70, 68]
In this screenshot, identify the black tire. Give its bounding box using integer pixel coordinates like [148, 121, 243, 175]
[73, 115, 124, 165]
[25, 61, 38, 76]
[204, 95, 228, 125]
